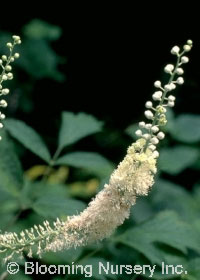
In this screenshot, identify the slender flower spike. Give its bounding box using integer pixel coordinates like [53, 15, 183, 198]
[0, 35, 21, 139]
[0, 40, 193, 262]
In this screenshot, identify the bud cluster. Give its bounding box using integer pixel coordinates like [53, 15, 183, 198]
[135, 40, 193, 157]
[0, 35, 21, 140]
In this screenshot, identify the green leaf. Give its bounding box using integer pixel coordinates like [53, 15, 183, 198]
[0, 131, 23, 196]
[158, 146, 199, 175]
[56, 151, 113, 177]
[32, 194, 86, 219]
[58, 112, 103, 149]
[117, 211, 200, 263]
[152, 180, 200, 222]
[43, 247, 83, 265]
[5, 118, 51, 163]
[23, 19, 62, 41]
[185, 258, 200, 280]
[170, 114, 200, 143]
[125, 123, 138, 139]
[18, 39, 64, 81]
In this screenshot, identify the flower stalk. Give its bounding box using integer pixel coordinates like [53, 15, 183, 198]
[0, 35, 21, 140]
[0, 39, 193, 262]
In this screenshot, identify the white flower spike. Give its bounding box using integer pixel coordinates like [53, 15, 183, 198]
[0, 39, 192, 262]
[0, 35, 21, 138]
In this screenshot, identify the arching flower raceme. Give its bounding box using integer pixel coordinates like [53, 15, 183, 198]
[0, 35, 21, 140]
[0, 39, 193, 262]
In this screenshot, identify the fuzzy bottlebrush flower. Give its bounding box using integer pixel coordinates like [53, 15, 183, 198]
[46, 139, 156, 253]
[0, 39, 193, 262]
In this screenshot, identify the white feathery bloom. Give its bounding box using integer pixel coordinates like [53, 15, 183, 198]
[0, 39, 193, 261]
[46, 140, 156, 252]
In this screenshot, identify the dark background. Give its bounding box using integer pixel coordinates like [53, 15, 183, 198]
[0, 5, 200, 279]
[1, 5, 199, 124]
[0, 4, 199, 168]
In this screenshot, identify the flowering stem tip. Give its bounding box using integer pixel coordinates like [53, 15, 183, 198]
[0, 39, 192, 262]
[0, 35, 21, 140]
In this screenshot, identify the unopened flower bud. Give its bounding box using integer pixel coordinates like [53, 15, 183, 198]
[14, 53, 20, 59]
[168, 95, 175, 102]
[176, 77, 184, 85]
[183, 45, 191, 52]
[152, 91, 162, 101]
[2, 75, 7, 81]
[153, 151, 159, 158]
[135, 129, 142, 137]
[149, 144, 156, 151]
[6, 42, 12, 48]
[145, 101, 153, 108]
[151, 126, 159, 133]
[5, 65, 12, 71]
[139, 121, 145, 128]
[176, 68, 184, 75]
[0, 113, 5, 120]
[2, 88, 10, 95]
[171, 46, 180, 55]
[181, 56, 189, 63]
[154, 80, 161, 88]
[164, 64, 174, 73]
[187, 39, 193, 46]
[164, 84, 173, 91]
[0, 100, 7, 107]
[145, 124, 152, 129]
[151, 137, 159, 145]
[168, 101, 175, 107]
[157, 132, 165, 140]
[143, 133, 151, 140]
[2, 55, 7, 61]
[7, 73, 13, 80]
[144, 110, 154, 120]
